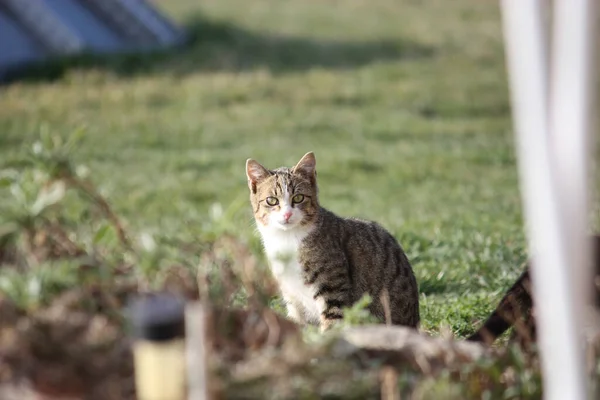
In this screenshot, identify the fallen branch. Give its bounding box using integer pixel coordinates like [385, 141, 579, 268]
[335, 325, 486, 373]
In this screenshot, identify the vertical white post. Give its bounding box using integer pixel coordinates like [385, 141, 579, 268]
[186, 302, 209, 400]
[500, 1, 587, 399]
[549, 0, 597, 322]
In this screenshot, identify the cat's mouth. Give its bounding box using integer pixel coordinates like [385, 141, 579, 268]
[275, 219, 298, 230]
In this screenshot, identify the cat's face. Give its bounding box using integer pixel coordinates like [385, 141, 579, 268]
[246, 152, 319, 232]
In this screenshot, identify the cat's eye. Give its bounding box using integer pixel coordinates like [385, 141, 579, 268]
[292, 194, 305, 204]
[265, 197, 279, 206]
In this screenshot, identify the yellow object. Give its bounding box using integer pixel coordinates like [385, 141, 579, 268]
[133, 338, 186, 400]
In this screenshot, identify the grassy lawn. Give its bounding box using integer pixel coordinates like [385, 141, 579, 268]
[1, 0, 526, 340]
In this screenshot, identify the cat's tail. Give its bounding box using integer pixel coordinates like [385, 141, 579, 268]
[466, 269, 534, 345]
[467, 234, 600, 346]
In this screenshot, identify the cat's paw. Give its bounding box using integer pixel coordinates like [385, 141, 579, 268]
[285, 303, 306, 325]
[319, 316, 339, 333]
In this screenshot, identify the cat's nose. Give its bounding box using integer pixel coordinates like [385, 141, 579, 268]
[283, 211, 293, 221]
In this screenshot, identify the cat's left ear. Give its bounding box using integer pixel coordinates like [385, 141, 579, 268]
[246, 159, 271, 194]
[293, 152, 317, 184]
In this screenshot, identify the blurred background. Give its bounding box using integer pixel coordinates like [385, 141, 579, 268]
[0, 0, 535, 337]
[7, 1, 600, 397]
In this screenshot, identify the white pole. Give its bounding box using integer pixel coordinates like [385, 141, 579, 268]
[549, 0, 597, 323]
[500, 1, 587, 399]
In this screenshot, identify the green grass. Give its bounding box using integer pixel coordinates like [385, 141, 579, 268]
[0, 0, 528, 337]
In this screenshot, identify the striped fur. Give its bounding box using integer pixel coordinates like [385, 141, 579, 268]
[466, 269, 534, 345]
[246, 152, 419, 331]
[468, 235, 600, 346]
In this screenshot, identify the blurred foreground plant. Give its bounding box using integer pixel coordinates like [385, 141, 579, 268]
[0, 127, 279, 312]
[1, 127, 129, 262]
[0, 127, 139, 310]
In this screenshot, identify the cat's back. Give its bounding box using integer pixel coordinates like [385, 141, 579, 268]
[305, 208, 405, 254]
[302, 208, 414, 283]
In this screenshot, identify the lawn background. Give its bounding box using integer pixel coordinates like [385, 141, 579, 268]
[1, 0, 585, 338]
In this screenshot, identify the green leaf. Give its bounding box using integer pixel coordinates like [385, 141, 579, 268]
[93, 224, 112, 245]
[0, 222, 19, 240]
[38, 124, 54, 153]
[0, 176, 13, 188]
[64, 126, 87, 152]
[0, 169, 19, 186]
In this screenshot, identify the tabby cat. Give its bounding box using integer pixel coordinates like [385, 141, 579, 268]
[467, 235, 600, 346]
[245, 152, 419, 331]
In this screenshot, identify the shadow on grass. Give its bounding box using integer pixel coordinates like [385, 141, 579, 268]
[2, 13, 434, 84]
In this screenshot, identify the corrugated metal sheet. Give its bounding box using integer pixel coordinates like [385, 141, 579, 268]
[0, 0, 185, 80]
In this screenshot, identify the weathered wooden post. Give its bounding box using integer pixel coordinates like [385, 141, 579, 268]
[185, 302, 210, 400]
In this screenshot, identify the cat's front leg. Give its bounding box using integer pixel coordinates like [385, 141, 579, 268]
[315, 294, 349, 333]
[305, 258, 352, 332]
[283, 296, 306, 325]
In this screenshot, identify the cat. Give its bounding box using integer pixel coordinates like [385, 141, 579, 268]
[467, 235, 600, 346]
[245, 151, 420, 332]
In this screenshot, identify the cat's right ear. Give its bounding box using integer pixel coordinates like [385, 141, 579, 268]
[246, 159, 271, 194]
[292, 151, 317, 185]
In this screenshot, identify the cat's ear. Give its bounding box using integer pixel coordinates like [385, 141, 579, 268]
[246, 159, 271, 194]
[292, 152, 316, 182]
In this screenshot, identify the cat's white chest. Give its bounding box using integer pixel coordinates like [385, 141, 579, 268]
[258, 226, 320, 322]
